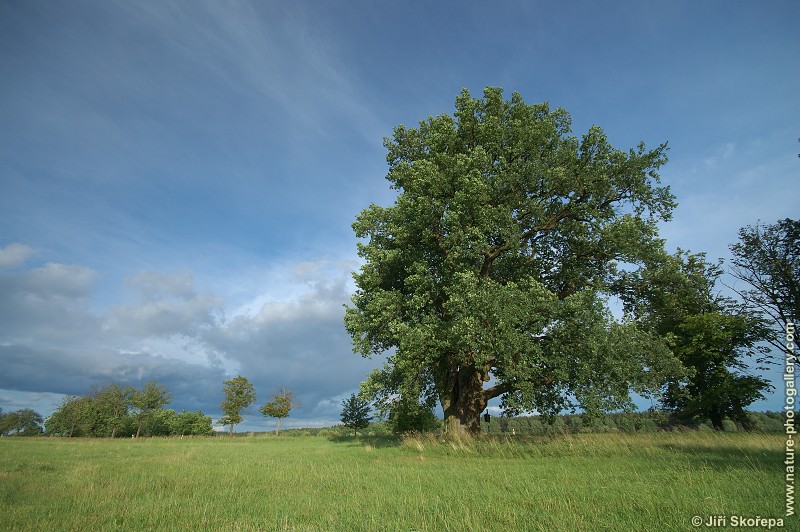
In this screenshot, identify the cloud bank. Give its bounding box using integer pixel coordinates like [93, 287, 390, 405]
[0, 244, 380, 429]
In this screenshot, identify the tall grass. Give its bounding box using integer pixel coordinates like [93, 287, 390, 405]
[0, 431, 787, 531]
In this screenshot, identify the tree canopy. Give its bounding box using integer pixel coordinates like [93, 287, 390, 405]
[92, 383, 135, 438]
[0, 408, 43, 436]
[132, 381, 173, 438]
[345, 87, 682, 434]
[43, 381, 211, 437]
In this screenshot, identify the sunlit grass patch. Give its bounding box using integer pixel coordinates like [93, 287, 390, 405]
[0, 431, 786, 530]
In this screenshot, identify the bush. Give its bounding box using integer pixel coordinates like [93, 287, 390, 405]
[387, 397, 441, 434]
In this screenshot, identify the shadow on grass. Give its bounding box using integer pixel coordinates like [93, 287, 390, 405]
[327, 434, 402, 448]
[656, 443, 784, 472]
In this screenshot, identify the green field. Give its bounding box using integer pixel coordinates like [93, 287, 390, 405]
[0, 431, 790, 531]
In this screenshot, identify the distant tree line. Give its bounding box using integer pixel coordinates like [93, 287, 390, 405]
[3, 377, 300, 438]
[44, 381, 213, 437]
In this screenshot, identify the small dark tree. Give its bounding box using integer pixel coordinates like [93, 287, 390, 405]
[340, 393, 372, 436]
[259, 388, 296, 435]
[219, 375, 256, 435]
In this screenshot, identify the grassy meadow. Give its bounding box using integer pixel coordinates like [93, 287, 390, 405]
[0, 431, 789, 531]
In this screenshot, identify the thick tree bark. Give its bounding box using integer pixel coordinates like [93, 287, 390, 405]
[440, 364, 489, 436]
[710, 410, 724, 431]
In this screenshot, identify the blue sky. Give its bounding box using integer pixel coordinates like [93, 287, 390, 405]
[1, 0, 797, 431]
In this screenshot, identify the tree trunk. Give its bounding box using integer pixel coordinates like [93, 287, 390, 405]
[229, 423, 234, 436]
[276, 418, 281, 436]
[710, 410, 724, 431]
[439, 363, 488, 436]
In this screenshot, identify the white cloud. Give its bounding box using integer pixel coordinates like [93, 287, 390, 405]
[107, 270, 223, 339]
[26, 263, 99, 298]
[202, 261, 381, 405]
[0, 243, 35, 269]
[125, 270, 198, 301]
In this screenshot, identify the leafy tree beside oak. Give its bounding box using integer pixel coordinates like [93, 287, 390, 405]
[219, 376, 256, 435]
[345, 87, 682, 435]
[729, 218, 799, 355]
[620, 250, 771, 430]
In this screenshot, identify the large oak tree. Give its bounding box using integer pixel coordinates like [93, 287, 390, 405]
[345, 88, 683, 435]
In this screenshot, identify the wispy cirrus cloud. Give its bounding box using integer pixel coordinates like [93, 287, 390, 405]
[112, 0, 383, 144]
[702, 142, 736, 168]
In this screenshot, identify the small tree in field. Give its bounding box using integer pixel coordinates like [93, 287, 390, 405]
[341, 393, 372, 436]
[219, 376, 256, 435]
[259, 388, 296, 435]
